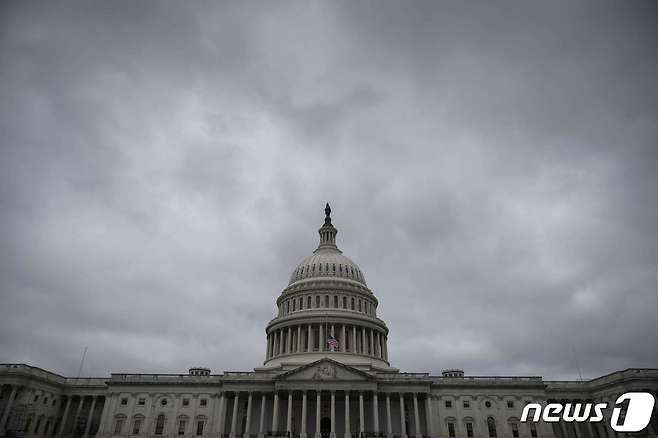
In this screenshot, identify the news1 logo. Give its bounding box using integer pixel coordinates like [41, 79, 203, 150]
[521, 392, 656, 432]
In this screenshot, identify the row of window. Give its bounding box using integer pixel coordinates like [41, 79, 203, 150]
[444, 417, 535, 438]
[114, 414, 206, 436]
[444, 399, 515, 409]
[279, 294, 376, 317]
[291, 262, 364, 282]
[32, 393, 57, 407]
[120, 397, 208, 408]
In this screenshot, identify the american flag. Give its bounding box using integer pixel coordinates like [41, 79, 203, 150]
[327, 335, 339, 349]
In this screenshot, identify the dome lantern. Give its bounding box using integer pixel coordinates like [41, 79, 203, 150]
[316, 202, 338, 251]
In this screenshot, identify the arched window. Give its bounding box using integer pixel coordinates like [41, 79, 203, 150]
[307, 296, 311, 308]
[299, 297, 303, 310]
[463, 418, 475, 438]
[132, 415, 145, 435]
[177, 415, 189, 436]
[195, 416, 207, 436]
[155, 414, 166, 435]
[114, 415, 127, 435]
[447, 422, 455, 437]
[343, 296, 347, 308]
[351, 297, 355, 310]
[487, 417, 497, 437]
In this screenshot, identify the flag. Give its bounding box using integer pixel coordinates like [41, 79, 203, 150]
[327, 335, 339, 349]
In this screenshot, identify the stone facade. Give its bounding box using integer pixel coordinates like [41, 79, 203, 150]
[2, 206, 657, 438]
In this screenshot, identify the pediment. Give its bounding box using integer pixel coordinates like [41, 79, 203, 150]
[275, 359, 374, 382]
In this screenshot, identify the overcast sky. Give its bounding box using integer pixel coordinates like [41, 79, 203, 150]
[1, 1, 657, 380]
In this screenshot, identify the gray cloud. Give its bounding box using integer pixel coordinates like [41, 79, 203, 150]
[1, 0, 657, 380]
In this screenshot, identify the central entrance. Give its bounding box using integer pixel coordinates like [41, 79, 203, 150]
[320, 417, 331, 438]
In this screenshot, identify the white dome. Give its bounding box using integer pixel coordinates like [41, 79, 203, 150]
[288, 248, 367, 286]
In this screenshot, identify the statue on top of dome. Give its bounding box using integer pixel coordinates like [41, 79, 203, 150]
[324, 202, 332, 225]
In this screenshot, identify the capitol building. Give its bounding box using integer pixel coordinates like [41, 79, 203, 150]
[1, 205, 657, 438]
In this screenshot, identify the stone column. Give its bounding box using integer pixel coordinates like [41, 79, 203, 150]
[319, 325, 324, 352]
[287, 327, 292, 354]
[230, 393, 239, 438]
[72, 397, 85, 435]
[258, 394, 266, 438]
[83, 396, 97, 438]
[399, 395, 407, 438]
[301, 392, 308, 438]
[286, 393, 293, 434]
[352, 327, 357, 353]
[172, 395, 182, 436]
[359, 393, 364, 436]
[0, 386, 18, 435]
[96, 395, 112, 435]
[307, 325, 313, 352]
[341, 325, 346, 352]
[413, 395, 420, 438]
[362, 328, 367, 355]
[273, 331, 278, 356]
[271, 393, 279, 433]
[31, 414, 41, 434]
[217, 392, 227, 436]
[344, 393, 350, 438]
[424, 396, 433, 437]
[330, 392, 336, 438]
[368, 329, 375, 356]
[244, 393, 253, 438]
[298, 326, 302, 353]
[57, 397, 72, 437]
[206, 395, 217, 435]
[373, 393, 379, 435]
[385, 394, 392, 438]
[315, 392, 321, 438]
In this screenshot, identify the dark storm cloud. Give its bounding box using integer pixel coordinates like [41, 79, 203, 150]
[1, 0, 657, 379]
